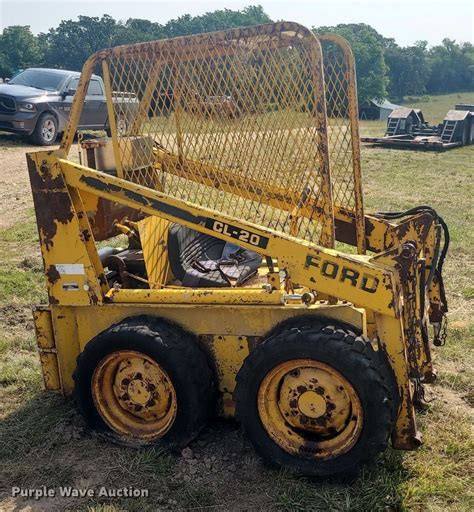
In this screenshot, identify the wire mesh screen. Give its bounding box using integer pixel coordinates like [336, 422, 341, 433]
[319, 34, 365, 252]
[319, 36, 357, 207]
[88, 23, 363, 247]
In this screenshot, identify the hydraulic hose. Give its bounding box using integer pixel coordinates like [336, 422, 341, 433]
[374, 205, 450, 276]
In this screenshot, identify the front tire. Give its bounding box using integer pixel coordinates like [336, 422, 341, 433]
[30, 113, 58, 146]
[73, 316, 215, 449]
[235, 323, 398, 476]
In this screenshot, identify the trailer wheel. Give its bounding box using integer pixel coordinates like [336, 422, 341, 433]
[73, 316, 215, 449]
[235, 324, 398, 476]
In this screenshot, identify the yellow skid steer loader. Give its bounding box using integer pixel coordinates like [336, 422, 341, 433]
[28, 22, 449, 476]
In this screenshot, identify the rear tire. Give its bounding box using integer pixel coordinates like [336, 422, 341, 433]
[106, 115, 127, 137]
[73, 316, 215, 449]
[30, 113, 58, 146]
[235, 323, 398, 476]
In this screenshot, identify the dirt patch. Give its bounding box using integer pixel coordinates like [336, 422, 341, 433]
[1, 407, 275, 511]
[0, 134, 80, 230]
[0, 135, 44, 230]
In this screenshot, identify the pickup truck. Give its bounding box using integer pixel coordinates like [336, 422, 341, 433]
[0, 68, 139, 145]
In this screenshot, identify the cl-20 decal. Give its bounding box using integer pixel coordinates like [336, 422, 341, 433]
[205, 219, 269, 249]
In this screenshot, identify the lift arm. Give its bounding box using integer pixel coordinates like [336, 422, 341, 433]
[58, 156, 400, 318]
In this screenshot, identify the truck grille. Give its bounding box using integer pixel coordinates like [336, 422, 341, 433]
[0, 95, 16, 114]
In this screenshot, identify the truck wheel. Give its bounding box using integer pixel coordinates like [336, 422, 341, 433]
[73, 316, 215, 449]
[106, 115, 127, 137]
[30, 113, 58, 146]
[235, 324, 398, 476]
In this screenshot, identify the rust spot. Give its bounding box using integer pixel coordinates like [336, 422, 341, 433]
[397, 221, 410, 239]
[88, 289, 99, 305]
[28, 156, 75, 250]
[48, 293, 59, 305]
[46, 265, 60, 284]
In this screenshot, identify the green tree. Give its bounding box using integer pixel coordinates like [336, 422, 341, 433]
[39, 7, 272, 72]
[314, 23, 389, 106]
[43, 15, 120, 71]
[0, 26, 41, 79]
[385, 42, 430, 101]
[426, 39, 474, 93]
[162, 5, 271, 38]
[113, 19, 164, 45]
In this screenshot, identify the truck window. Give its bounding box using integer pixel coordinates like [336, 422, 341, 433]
[87, 80, 103, 96]
[68, 78, 103, 96]
[9, 69, 67, 91]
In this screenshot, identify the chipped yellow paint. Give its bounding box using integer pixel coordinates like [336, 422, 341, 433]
[38, 352, 61, 390]
[206, 335, 250, 417]
[33, 307, 55, 349]
[137, 216, 172, 288]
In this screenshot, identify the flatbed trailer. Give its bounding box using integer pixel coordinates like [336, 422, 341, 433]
[361, 134, 462, 151]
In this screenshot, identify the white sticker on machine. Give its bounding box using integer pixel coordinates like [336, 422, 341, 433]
[55, 264, 85, 275]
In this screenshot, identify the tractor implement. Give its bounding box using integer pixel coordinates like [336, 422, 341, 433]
[362, 105, 474, 150]
[28, 22, 449, 476]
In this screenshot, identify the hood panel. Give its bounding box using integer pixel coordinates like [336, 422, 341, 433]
[0, 83, 55, 100]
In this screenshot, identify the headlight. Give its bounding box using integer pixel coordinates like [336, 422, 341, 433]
[18, 102, 36, 112]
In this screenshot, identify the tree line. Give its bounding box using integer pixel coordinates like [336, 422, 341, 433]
[1, 5, 473, 105]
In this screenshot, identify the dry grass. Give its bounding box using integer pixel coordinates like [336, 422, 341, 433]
[0, 92, 473, 511]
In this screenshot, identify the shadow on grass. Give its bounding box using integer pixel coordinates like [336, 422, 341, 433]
[0, 390, 219, 511]
[0, 389, 413, 511]
[0, 132, 30, 147]
[271, 450, 408, 511]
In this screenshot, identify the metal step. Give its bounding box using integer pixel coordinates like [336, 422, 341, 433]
[386, 118, 400, 136]
[441, 121, 458, 143]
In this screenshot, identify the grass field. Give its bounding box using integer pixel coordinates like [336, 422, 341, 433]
[0, 91, 473, 511]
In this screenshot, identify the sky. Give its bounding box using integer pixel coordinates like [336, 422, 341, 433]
[0, 0, 473, 47]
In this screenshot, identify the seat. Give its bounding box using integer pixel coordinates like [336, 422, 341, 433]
[167, 224, 262, 287]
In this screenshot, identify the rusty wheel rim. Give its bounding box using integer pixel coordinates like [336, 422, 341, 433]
[92, 350, 177, 440]
[257, 359, 363, 459]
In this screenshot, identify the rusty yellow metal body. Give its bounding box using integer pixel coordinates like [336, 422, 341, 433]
[28, 22, 448, 461]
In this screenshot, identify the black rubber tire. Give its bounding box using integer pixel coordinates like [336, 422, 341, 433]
[73, 315, 215, 449]
[30, 113, 58, 146]
[264, 315, 359, 340]
[235, 323, 399, 477]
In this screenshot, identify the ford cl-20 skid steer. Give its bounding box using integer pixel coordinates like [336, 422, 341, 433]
[28, 22, 449, 476]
